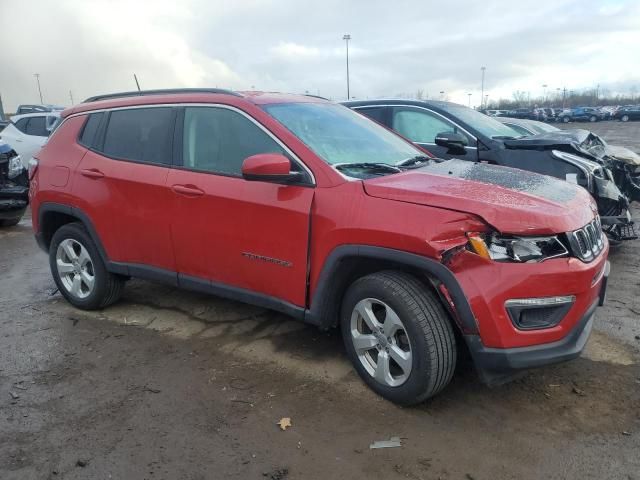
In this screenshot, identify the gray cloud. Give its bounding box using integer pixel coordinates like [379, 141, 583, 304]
[1, 0, 638, 111]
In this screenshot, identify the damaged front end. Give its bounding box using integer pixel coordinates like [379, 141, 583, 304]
[0, 142, 29, 226]
[503, 132, 637, 242]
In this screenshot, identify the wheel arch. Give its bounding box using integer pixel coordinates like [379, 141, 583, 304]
[36, 202, 126, 274]
[305, 245, 478, 334]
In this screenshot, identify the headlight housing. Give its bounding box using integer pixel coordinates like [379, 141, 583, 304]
[7, 155, 24, 179]
[467, 232, 569, 263]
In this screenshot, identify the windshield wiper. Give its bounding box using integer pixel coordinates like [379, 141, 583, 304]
[491, 135, 517, 140]
[395, 155, 432, 168]
[333, 162, 402, 173]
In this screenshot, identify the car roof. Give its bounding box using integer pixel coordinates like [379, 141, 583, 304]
[64, 89, 329, 118]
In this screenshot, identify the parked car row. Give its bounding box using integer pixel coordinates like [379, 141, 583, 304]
[486, 105, 640, 123]
[24, 88, 615, 405]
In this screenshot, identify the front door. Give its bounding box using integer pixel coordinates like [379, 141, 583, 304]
[168, 105, 314, 307]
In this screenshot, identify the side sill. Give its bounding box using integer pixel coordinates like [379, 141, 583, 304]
[106, 261, 306, 322]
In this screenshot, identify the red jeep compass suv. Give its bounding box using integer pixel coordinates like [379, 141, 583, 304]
[30, 89, 609, 405]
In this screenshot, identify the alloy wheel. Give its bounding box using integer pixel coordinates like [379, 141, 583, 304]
[350, 298, 412, 387]
[56, 239, 95, 299]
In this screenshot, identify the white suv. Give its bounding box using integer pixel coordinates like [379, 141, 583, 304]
[0, 112, 60, 168]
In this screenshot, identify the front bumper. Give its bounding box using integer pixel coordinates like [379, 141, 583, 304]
[0, 196, 28, 220]
[466, 298, 598, 385]
[463, 260, 609, 385]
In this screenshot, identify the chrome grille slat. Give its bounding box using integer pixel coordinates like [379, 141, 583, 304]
[568, 217, 604, 263]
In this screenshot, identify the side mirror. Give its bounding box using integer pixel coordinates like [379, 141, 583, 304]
[241, 153, 303, 184]
[434, 131, 468, 154]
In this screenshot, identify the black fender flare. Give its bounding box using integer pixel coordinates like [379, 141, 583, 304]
[36, 202, 128, 276]
[304, 245, 478, 333]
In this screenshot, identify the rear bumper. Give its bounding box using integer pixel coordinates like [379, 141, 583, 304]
[466, 292, 602, 386]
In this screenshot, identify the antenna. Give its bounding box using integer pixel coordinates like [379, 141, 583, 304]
[133, 74, 141, 92]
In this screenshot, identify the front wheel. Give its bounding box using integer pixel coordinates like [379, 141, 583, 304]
[563, 116, 570, 123]
[341, 271, 457, 405]
[621, 115, 629, 122]
[49, 223, 124, 310]
[589, 115, 597, 122]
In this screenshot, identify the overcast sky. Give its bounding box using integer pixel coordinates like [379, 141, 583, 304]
[1, 0, 639, 111]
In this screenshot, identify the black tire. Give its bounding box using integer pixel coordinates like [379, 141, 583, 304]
[0, 218, 21, 227]
[589, 115, 597, 122]
[562, 116, 570, 123]
[621, 115, 629, 122]
[341, 271, 457, 405]
[49, 222, 124, 310]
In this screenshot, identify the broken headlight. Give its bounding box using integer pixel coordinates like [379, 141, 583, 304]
[467, 233, 569, 263]
[8, 155, 24, 179]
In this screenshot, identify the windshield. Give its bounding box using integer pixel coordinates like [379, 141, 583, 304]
[439, 103, 522, 139]
[262, 102, 422, 166]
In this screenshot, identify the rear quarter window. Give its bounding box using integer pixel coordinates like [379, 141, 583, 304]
[101, 107, 174, 164]
[78, 113, 104, 148]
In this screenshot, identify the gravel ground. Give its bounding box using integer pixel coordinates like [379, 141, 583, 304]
[1, 123, 639, 479]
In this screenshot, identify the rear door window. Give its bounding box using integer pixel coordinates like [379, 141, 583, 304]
[13, 118, 29, 133]
[25, 116, 48, 136]
[102, 107, 174, 164]
[354, 107, 387, 125]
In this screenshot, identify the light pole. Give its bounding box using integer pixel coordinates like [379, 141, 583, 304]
[480, 66, 486, 109]
[34, 73, 43, 104]
[467, 93, 472, 107]
[542, 84, 548, 104]
[343, 34, 351, 100]
[440, 90, 445, 100]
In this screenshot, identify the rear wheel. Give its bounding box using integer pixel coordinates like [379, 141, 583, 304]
[49, 223, 124, 310]
[563, 116, 570, 123]
[621, 115, 629, 122]
[341, 271, 457, 405]
[589, 115, 597, 122]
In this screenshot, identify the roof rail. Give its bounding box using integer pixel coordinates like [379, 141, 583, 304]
[302, 93, 330, 101]
[83, 88, 242, 103]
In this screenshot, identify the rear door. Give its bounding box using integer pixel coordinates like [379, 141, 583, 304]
[82, 107, 177, 273]
[167, 105, 314, 306]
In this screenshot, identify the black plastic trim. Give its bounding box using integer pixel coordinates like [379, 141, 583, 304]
[179, 274, 305, 320]
[466, 298, 599, 385]
[305, 245, 478, 332]
[36, 203, 118, 270]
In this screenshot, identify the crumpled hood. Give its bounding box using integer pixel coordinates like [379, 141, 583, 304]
[503, 130, 640, 166]
[502, 129, 591, 149]
[363, 160, 596, 235]
[601, 145, 640, 166]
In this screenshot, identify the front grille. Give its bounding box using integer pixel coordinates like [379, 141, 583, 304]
[567, 217, 604, 262]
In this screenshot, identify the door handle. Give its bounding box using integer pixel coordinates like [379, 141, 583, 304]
[80, 168, 105, 179]
[171, 184, 204, 197]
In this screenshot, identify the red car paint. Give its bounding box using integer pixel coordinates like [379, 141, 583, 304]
[30, 91, 607, 367]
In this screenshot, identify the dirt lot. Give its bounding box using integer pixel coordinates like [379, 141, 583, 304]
[1, 122, 639, 479]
